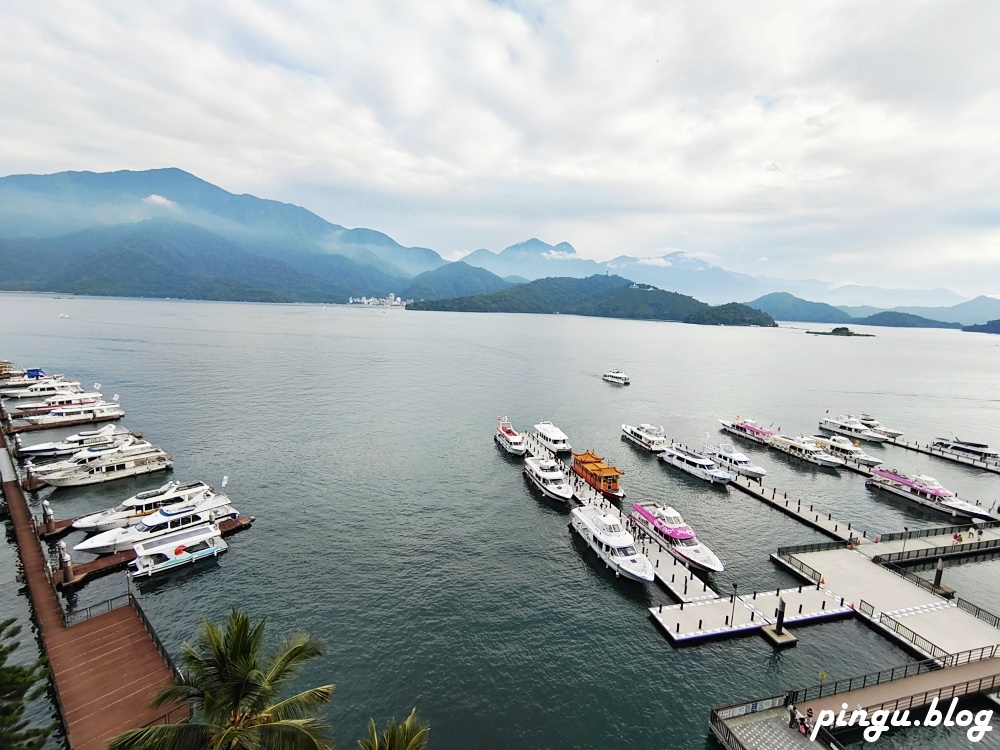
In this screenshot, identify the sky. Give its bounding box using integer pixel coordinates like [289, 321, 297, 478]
[2, 1, 999, 295]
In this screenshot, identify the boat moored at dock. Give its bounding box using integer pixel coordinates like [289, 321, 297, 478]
[570, 505, 653, 581]
[768, 435, 844, 467]
[495, 416, 527, 456]
[819, 414, 888, 443]
[930, 437, 1000, 467]
[810, 434, 882, 466]
[659, 444, 732, 484]
[707, 442, 766, 479]
[572, 449, 625, 499]
[129, 524, 228, 578]
[855, 413, 903, 439]
[523, 456, 573, 502]
[1, 378, 82, 399]
[621, 423, 668, 452]
[718, 417, 776, 445]
[9, 391, 103, 416]
[14, 424, 133, 458]
[629, 501, 724, 572]
[75, 494, 238, 554]
[865, 469, 996, 520]
[534, 421, 572, 454]
[602, 369, 630, 385]
[73, 480, 216, 532]
[36, 441, 172, 487]
[14, 401, 124, 428]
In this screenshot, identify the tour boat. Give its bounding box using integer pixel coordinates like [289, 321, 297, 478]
[718, 417, 776, 445]
[930, 437, 1000, 466]
[572, 449, 625, 499]
[16, 401, 124, 427]
[75, 494, 238, 554]
[658, 444, 732, 484]
[0, 368, 55, 386]
[27, 437, 147, 476]
[38, 444, 172, 488]
[603, 370, 630, 385]
[629, 501, 724, 572]
[495, 416, 527, 456]
[129, 524, 228, 578]
[73, 480, 216, 533]
[534, 421, 573, 454]
[15, 424, 133, 459]
[809, 434, 882, 467]
[523, 456, 573, 502]
[768, 435, 844, 467]
[9, 391, 103, 416]
[570, 505, 654, 582]
[1, 378, 82, 398]
[708, 443, 766, 479]
[819, 415, 888, 443]
[854, 413, 904, 439]
[866, 469, 996, 520]
[621, 423, 668, 452]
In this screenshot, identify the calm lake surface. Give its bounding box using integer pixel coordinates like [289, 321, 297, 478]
[2, 293, 1000, 749]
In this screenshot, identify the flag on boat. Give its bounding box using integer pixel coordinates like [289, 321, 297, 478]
[112, 393, 120, 402]
[221, 475, 229, 488]
[94, 382, 102, 390]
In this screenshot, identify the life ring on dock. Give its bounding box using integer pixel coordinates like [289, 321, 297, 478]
[175, 545, 186, 556]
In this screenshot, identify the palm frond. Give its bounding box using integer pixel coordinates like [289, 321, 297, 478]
[255, 717, 334, 750]
[265, 685, 335, 721]
[358, 709, 429, 750]
[106, 721, 213, 750]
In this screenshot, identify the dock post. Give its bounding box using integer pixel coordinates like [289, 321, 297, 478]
[775, 598, 786, 635]
[934, 558, 944, 588]
[42, 499, 54, 535]
[58, 541, 73, 581]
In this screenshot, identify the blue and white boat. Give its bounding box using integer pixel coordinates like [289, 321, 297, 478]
[129, 524, 228, 578]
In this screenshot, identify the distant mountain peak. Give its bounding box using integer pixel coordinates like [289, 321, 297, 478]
[502, 238, 577, 256]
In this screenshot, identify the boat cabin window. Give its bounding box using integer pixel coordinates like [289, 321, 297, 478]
[140, 521, 168, 533]
[186, 541, 211, 553]
[606, 523, 622, 533]
[151, 553, 170, 563]
[676, 538, 698, 547]
[616, 545, 636, 556]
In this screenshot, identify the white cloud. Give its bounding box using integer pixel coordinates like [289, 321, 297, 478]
[0, 1, 998, 293]
[142, 194, 179, 209]
[636, 257, 672, 267]
[542, 250, 583, 261]
[757, 256, 769, 262]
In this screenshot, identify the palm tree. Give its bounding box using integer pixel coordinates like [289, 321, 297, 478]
[358, 709, 429, 750]
[108, 609, 335, 750]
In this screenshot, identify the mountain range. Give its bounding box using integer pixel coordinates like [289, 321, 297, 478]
[746, 293, 965, 329]
[0, 167, 991, 310]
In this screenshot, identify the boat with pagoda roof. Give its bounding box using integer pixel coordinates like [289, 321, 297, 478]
[571, 449, 625, 499]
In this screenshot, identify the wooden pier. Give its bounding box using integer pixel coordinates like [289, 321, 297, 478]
[886, 437, 1000, 475]
[1, 432, 188, 749]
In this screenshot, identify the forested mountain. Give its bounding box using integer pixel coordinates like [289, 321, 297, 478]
[402, 262, 514, 301]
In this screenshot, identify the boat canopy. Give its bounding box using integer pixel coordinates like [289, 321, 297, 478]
[26, 368, 46, 378]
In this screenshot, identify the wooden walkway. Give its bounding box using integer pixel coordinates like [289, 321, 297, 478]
[1, 431, 187, 749]
[885, 437, 1000, 475]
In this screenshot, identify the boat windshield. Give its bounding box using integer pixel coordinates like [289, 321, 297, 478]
[614, 545, 637, 556]
[605, 523, 623, 533]
[675, 537, 698, 547]
[112, 503, 127, 512]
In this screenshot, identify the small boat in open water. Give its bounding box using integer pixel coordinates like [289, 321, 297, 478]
[629, 501, 724, 572]
[572, 449, 625, 499]
[603, 370, 630, 385]
[570, 505, 653, 581]
[129, 524, 228, 578]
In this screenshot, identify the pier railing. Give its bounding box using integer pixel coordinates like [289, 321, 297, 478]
[957, 599, 1000, 629]
[774, 542, 845, 584]
[879, 521, 1000, 542]
[711, 694, 787, 750]
[786, 645, 998, 704]
[876, 561, 951, 597]
[775, 551, 822, 583]
[62, 593, 131, 626]
[868, 672, 1000, 714]
[873, 536, 1000, 565]
[858, 599, 875, 618]
[129, 593, 183, 681]
[878, 613, 947, 657]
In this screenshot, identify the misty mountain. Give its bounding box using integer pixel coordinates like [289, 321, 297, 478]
[853, 311, 961, 329]
[402, 262, 515, 301]
[837, 296, 1000, 326]
[746, 293, 855, 323]
[0, 168, 445, 278]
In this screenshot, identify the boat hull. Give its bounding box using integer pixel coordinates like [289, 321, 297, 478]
[570, 514, 653, 582]
[130, 545, 227, 578]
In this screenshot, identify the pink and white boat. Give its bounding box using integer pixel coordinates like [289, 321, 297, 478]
[866, 469, 996, 521]
[719, 417, 775, 446]
[9, 391, 103, 416]
[629, 500, 724, 572]
[495, 416, 527, 456]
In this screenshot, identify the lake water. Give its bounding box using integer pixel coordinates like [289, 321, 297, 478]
[2, 293, 999, 749]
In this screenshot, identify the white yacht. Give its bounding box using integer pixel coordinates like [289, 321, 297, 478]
[523, 456, 573, 502]
[708, 443, 766, 479]
[768, 435, 844, 467]
[129, 524, 228, 578]
[621, 423, 668, 452]
[15, 424, 133, 459]
[10, 391, 103, 416]
[570, 505, 654, 582]
[819, 415, 888, 443]
[603, 370, 630, 385]
[809, 434, 882, 467]
[718, 417, 776, 446]
[27, 435, 150, 474]
[854, 413, 903, 439]
[930, 437, 1000, 466]
[534, 421, 572, 454]
[866, 469, 996, 521]
[658, 444, 732, 484]
[495, 416, 527, 456]
[37, 443, 172, 488]
[1, 378, 82, 398]
[75, 494, 238, 554]
[73, 480, 216, 533]
[629, 501, 724, 572]
[17, 401, 124, 427]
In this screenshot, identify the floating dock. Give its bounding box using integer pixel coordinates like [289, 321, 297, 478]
[886, 437, 1000, 475]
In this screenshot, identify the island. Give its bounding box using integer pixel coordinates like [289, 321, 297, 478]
[963, 318, 1000, 334]
[806, 327, 875, 337]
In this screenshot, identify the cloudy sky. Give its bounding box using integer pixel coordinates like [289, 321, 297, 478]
[3, 1, 999, 294]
